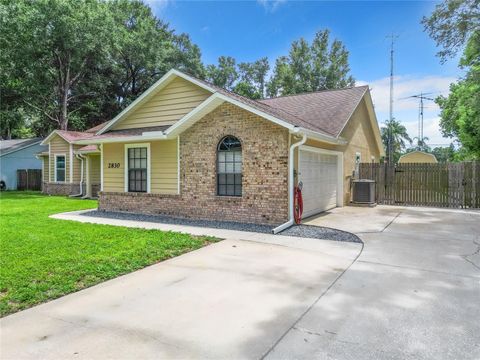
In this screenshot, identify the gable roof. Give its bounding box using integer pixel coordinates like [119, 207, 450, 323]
[85, 121, 111, 133]
[96, 69, 359, 142]
[44, 69, 383, 152]
[258, 86, 369, 137]
[399, 150, 438, 162]
[0, 138, 46, 157]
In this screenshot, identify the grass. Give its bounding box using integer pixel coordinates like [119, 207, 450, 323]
[0, 191, 218, 317]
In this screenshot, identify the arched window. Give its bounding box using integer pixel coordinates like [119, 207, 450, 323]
[217, 136, 242, 196]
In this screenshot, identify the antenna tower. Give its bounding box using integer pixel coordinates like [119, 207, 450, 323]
[386, 33, 399, 163]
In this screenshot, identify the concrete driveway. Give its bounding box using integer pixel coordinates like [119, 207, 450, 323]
[269, 206, 480, 359]
[1, 206, 479, 360]
[0, 233, 360, 360]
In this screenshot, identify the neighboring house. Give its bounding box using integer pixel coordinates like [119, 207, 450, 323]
[0, 138, 46, 190]
[399, 151, 438, 164]
[41, 69, 384, 229]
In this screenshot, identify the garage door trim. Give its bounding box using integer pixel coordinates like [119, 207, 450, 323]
[298, 145, 344, 213]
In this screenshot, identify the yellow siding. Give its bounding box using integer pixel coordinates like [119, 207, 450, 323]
[42, 157, 49, 182]
[102, 140, 178, 194]
[72, 145, 83, 182]
[151, 140, 178, 194]
[89, 155, 101, 183]
[49, 135, 70, 182]
[294, 98, 382, 205]
[111, 77, 211, 131]
[102, 143, 124, 192]
[399, 151, 437, 163]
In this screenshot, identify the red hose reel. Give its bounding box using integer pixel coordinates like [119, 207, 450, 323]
[293, 181, 303, 224]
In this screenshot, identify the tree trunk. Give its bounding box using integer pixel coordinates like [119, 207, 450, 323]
[59, 64, 70, 130]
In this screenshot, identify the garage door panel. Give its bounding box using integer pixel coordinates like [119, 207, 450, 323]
[299, 149, 339, 218]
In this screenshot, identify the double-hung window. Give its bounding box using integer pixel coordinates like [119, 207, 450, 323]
[55, 155, 66, 182]
[127, 147, 148, 192]
[217, 136, 242, 196]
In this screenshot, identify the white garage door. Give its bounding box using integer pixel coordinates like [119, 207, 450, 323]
[298, 148, 340, 218]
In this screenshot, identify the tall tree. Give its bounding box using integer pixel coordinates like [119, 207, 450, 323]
[267, 30, 355, 97]
[170, 33, 205, 78]
[237, 57, 270, 97]
[421, 0, 480, 62]
[431, 144, 458, 162]
[381, 119, 413, 163]
[423, 0, 480, 158]
[435, 33, 480, 158]
[108, 0, 173, 105]
[0, 0, 206, 135]
[205, 56, 238, 90]
[0, 0, 113, 132]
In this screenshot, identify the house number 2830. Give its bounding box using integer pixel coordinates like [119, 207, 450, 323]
[108, 163, 120, 168]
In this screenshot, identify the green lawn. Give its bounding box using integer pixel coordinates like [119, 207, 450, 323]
[0, 192, 218, 317]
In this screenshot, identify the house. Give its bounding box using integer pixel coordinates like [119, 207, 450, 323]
[0, 138, 47, 190]
[399, 150, 438, 164]
[40, 69, 384, 230]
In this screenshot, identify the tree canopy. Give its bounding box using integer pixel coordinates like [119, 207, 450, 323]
[266, 30, 355, 97]
[381, 119, 413, 163]
[423, 0, 480, 159]
[0, 0, 204, 137]
[1, 0, 356, 138]
[421, 0, 480, 62]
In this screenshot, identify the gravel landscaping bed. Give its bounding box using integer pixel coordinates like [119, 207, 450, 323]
[280, 224, 361, 243]
[81, 210, 361, 243]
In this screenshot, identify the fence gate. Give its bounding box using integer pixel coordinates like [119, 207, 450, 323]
[359, 162, 480, 209]
[16, 169, 42, 191]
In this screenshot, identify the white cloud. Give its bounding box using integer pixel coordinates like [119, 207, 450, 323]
[403, 117, 452, 148]
[360, 74, 456, 147]
[358, 75, 455, 113]
[142, 0, 173, 14]
[257, 0, 287, 12]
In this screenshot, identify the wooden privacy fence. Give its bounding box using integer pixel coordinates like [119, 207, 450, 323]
[359, 162, 480, 208]
[17, 169, 42, 191]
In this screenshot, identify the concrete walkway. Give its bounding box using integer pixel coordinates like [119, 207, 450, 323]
[0, 212, 360, 360]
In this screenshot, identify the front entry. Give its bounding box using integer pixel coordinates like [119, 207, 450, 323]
[298, 146, 343, 218]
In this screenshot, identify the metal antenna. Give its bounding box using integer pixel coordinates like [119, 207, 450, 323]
[386, 33, 399, 163]
[400, 93, 435, 148]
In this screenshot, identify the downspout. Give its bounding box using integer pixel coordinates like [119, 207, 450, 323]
[70, 154, 85, 197]
[272, 129, 307, 234]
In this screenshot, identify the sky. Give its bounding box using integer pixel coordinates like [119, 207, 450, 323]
[145, 0, 462, 147]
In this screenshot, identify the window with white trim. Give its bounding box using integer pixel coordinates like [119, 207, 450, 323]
[55, 155, 66, 182]
[217, 136, 242, 196]
[127, 147, 148, 192]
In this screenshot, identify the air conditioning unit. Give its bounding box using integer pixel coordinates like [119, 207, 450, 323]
[352, 179, 375, 204]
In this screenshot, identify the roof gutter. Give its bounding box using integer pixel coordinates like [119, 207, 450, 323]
[298, 127, 347, 145]
[272, 128, 307, 234]
[73, 132, 167, 145]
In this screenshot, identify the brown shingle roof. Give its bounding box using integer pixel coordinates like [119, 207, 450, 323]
[76, 145, 99, 153]
[68, 70, 371, 142]
[87, 125, 170, 139]
[190, 76, 334, 137]
[258, 86, 369, 137]
[56, 130, 94, 142]
[55, 126, 170, 143]
[85, 121, 111, 133]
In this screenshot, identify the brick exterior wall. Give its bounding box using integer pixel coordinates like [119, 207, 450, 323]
[91, 184, 100, 198]
[99, 103, 290, 225]
[42, 182, 80, 196]
[42, 182, 100, 197]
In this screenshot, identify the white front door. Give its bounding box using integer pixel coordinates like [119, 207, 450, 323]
[298, 148, 341, 218]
